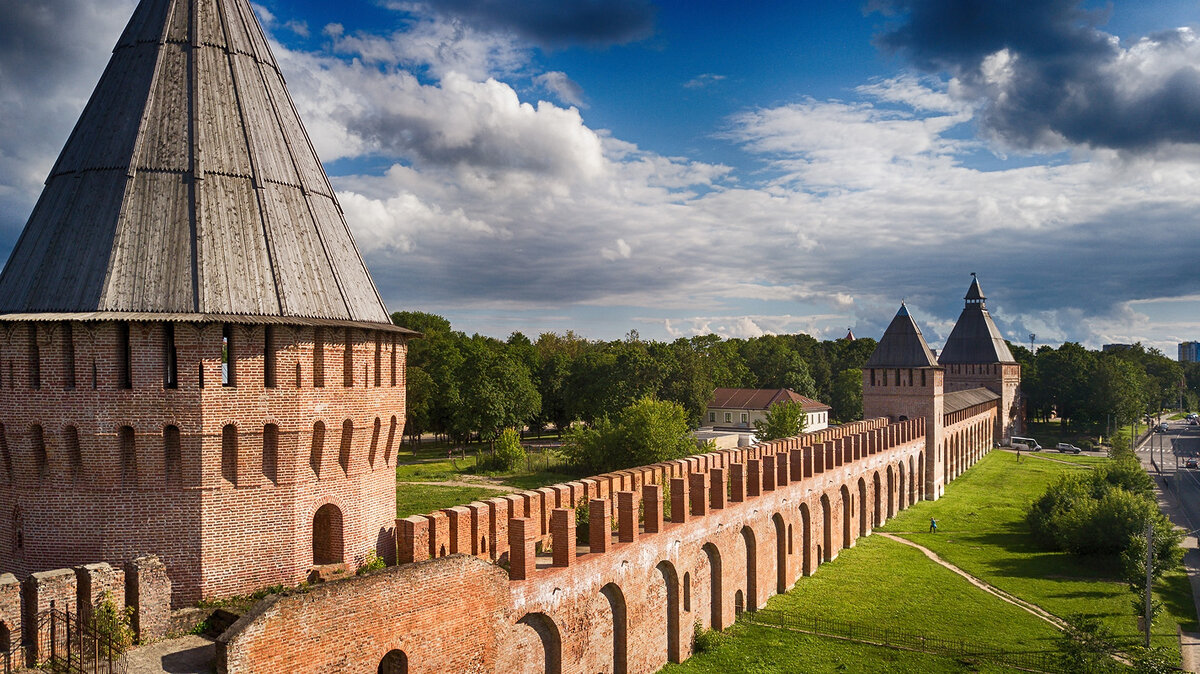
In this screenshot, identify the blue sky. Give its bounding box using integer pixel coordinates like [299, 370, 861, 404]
[3, 0, 1200, 355]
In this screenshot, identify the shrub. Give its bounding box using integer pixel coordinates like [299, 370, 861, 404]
[693, 620, 724, 653]
[492, 428, 526, 471]
[92, 591, 135, 650]
[357, 550, 386, 575]
[561, 397, 696, 473]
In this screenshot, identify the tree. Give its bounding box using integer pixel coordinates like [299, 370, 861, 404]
[1056, 615, 1119, 674]
[453, 339, 540, 445]
[741, 336, 817, 396]
[561, 397, 699, 472]
[829, 368, 863, 423]
[404, 366, 434, 445]
[754, 399, 807, 441]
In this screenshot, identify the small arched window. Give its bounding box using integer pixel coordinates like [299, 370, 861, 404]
[339, 420, 353, 475]
[312, 328, 325, 388]
[378, 649, 408, 674]
[310, 421, 325, 478]
[343, 329, 354, 387]
[221, 424, 237, 485]
[263, 424, 279, 484]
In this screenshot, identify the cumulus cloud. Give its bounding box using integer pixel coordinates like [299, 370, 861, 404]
[874, 0, 1200, 152]
[417, 0, 656, 48]
[533, 71, 587, 108]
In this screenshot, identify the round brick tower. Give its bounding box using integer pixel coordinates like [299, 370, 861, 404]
[0, 0, 413, 605]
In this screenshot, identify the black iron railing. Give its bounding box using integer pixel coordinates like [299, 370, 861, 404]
[34, 602, 127, 674]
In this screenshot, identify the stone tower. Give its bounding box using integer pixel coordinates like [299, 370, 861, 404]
[938, 275, 1022, 441]
[862, 304, 945, 499]
[0, 0, 414, 605]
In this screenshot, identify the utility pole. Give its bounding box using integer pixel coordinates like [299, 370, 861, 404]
[1144, 518, 1154, 648]
[1029, 333, 1036, 354]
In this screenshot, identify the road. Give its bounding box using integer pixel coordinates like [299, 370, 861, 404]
[1142, 419, 1200, 535]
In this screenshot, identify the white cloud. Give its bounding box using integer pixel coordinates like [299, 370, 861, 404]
[533, 71, 587, 108]
[684, 73, 726, 89]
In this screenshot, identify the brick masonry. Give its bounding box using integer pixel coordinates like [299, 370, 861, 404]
[218, 413, 998, 673]
[0, 320, 408, 606]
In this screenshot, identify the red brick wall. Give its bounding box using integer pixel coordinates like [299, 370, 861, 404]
[219, 414, 997, 674]
[0, 320, 407, 605]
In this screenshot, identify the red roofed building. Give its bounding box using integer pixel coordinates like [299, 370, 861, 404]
[705, 388, 831, 431]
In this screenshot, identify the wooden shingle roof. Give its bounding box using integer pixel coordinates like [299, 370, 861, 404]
[0, 0, 393, 324]
[938, 277, 1016, 364]
[864, 303, 940, 368]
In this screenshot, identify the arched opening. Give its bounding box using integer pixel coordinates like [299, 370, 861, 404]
[788, 524, 794, 555]
[840, 485, 852, 550]
[118, 425, 135, 486]
[872, 472, 882, 526]
[772, 513, 787, 593]
[600, 583, 627, 674]
[517, 612, 562, 674]
[918, 452, 926, 500]
[886, 465, 895, 518]
[221, 424, 238, 485]
[369, 417, 381, 468]
[734, 589, 745, 617]
[655, 561, 681, 663]
[263, 424, 279, 484]
[702, 542, 722, 629]
[819, 494, 832, 562]
[798, 504, 812, 576]
[858, 478, 868, 537]
[339, 420, 353, 475]
[163, 425, 181, 485]
[908, 456, 916, 506]
[897, 461, 906, 511]
[310, 421, 325, 478]
[740, 527, 757, 612]
[312, 504, 344, 565]
[378, 649, 408, 674]
[683, 572, 691, 612]
[64, 425, 82, 482]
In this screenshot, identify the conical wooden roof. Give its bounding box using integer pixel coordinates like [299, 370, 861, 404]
[939, 277, 1016, 364]
[864, 303, 940, 368]
[0, 0, 392, 324]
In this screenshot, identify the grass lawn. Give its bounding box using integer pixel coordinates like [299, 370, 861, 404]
[395, 483, 510, 518]
[668, 535, 1059, 673]
[1021, 452, 1109, 467]
[879, 450, 1196, 659]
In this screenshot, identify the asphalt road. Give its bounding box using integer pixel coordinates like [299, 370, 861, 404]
[1145, 419, 1200, 533]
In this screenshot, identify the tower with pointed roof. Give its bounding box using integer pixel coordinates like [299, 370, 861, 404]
[938, 275, 1022, 440]
[861, 303, 946, 499]
[0, 0, 414, 604]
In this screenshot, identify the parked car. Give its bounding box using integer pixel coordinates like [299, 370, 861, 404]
[1009, 436, 1042, 452]
[1187, 459, 1198, 469]
[1055, 443, 1082, 454]
[1156, 423, 1170, 433]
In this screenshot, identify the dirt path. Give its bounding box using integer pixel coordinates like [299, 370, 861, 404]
[875, 533, 1067, 629]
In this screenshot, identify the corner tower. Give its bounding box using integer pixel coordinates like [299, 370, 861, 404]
[0, 0, 415, 604]
[862, 304, 945, 499]
[938, 275, 1022, 441]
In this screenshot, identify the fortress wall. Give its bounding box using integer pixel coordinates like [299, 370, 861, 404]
[217, 412, 1000, 674]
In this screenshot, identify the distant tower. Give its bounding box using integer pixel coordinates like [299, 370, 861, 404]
[0, 0, 415, 604]
[938, 275, 1022, 440]
[844, 328, 856, 341]
[862, 304, 945, 500]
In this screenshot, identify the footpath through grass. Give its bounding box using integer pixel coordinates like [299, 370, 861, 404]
[879, 450, 1196, 659]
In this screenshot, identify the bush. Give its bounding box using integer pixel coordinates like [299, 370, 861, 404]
[693, 620, 724, 653]
[92, 592, 135, 650]
[492, 428, 526, 471]
[357, 550, 386, 576]
[561, 397, 697, 473]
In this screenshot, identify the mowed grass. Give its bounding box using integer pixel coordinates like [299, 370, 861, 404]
[878, 450, 1196, 658]
[1020, 452, 1110, 467]
[395, 483, 509, 518]
[668, 536, 1058, 673]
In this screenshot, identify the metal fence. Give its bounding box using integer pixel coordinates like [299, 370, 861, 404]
[738, 602, 1061, 673]
[34, 603, 127, 674]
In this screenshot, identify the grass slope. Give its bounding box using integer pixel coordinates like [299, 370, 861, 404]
[879, 450, 1196, 658]
[395, 483, 508, 518]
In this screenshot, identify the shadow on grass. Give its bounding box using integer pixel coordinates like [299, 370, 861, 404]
[1159, 571, 1200, 632]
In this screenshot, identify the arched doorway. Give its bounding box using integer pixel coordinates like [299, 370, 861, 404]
[600, 583, 627, 674]
[908, 456, 916, 506]
[312, 504, 344, 565]
[741, 526, 757, 612]
[772, 514, 787, 593]
[798, 504, 812, 576]
[857, 478, 868, 536]
[840, 485, 852, 550]
[897, 461, 906, 511]
[819, 494, 832, 562]
[378, 649, 408, 674]
[886, 466, 895, 518]
[517, 613, 562, 674]
[655, 561, 681, 663]
[872, 472, 882, 526]
[702, 543, 723, 629]
[918, 452, 926, 500]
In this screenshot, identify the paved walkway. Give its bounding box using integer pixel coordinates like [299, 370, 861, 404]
[121, 635, 215, 674]
[876, 533, 1067, 629]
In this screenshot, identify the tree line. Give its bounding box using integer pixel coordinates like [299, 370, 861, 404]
[393, 311, 876, 445]
[1014, 341, 1189, 430]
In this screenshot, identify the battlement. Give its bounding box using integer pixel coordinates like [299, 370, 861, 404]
[0, 555, 170, 669]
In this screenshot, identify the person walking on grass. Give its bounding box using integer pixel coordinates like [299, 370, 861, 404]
[929, 517, 938, 533]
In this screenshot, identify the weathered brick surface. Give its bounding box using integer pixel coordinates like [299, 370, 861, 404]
[0, 321, 408, 607]
[75, 562, 124, 623]
[22, 567, 75, 661]
[126, 555, 171, 642]
[0, 573, 20, 665]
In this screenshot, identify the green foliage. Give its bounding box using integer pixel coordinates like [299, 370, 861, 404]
[829, 368, 863, 423]
[1056, 614, 1119, 673]
[561, 397, 698, 473]
[753, 399, 807, 442]
[1130, 645, 1177, 674]
[1027, 467, 1166, 555]
[356, 550, 386, 576]
[91, 592, 136, 650]
[692, 620, 724, 653]
[483, 428, 527, 471]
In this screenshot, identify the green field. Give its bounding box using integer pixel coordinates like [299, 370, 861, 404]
[668, 449, 1195, 672]
[396, 483, 510, 518]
